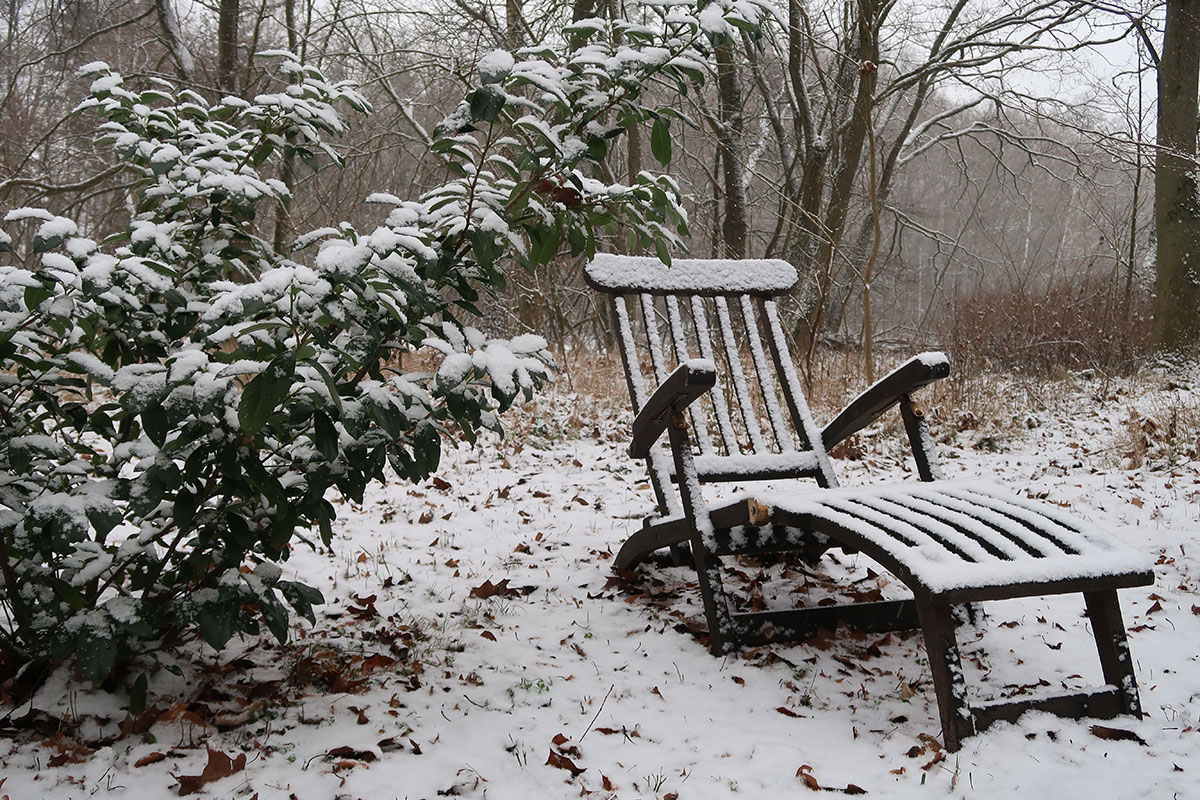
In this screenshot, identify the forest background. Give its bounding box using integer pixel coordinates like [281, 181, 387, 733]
[1, 0, 1178, 378]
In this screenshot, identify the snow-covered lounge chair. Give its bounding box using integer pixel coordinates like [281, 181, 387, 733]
[585, 254, 1153, 751]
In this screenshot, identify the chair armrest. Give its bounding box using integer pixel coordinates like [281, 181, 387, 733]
[629, 359, 717, 459]
[821, 352, 950, 451]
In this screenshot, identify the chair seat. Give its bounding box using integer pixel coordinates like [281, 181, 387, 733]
[717, 481, 1154, 602]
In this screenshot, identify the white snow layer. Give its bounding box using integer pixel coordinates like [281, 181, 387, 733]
[586, 253, 799, 294]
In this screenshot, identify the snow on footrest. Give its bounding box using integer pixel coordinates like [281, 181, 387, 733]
[744, 481, 1154, 596]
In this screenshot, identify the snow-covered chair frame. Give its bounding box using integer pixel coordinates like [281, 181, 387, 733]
[585, 254, 1153, 752]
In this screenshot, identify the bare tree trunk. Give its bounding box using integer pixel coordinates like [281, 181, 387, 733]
[505, 0, 523, 49]
[861, 99, 880, 382]
[155, 0, 194, 81]
[786, 0, 828, 273]
[1125, 112, 1144, 320]
[569, 0, 598, 49]
[218, 0, 240, 95]
[271, 0, 300, 254]
[715, 40, 747, 258]
[798, 0, 881, 355]
[1152, 0, 1200, 355]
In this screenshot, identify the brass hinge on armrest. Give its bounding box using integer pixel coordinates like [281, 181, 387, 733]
[747, 498, 772, 526]
[902, 394, 925, 418]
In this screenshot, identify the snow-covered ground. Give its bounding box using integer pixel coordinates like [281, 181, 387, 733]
[2, 367, 1197, 799]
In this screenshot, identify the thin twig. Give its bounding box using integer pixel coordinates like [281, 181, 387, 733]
[579, 684, 613, 742]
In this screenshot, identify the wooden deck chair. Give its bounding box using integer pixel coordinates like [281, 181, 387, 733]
[584, 253, 1153, 751]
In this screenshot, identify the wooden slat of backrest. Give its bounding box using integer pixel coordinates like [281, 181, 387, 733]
[612, 294, 648, 408]
[739, 295, 793, 452]
[714, 296, 766, 452]
[760, 299, 838, 487]
[612, 293, 679, 516]
[690, 296, 737, 454]
[665, 295, 715, 456]
[640, 293, 669, 385]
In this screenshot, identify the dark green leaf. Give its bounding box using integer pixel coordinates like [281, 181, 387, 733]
[141, 406, 169, 447]
[173, 489, 197, 531]
[24, 285, 53, 311]
[268, 503, 297, 550]
[198, 602, 236, 650]
[654, 238, 672, 267]
[33, 234, 64, 253]
[279, 580, 324, 626]
[86, 504, 122, 539]
[48, 577, 85, 610]
[313, 411, 339, 461]
[260, 594, 290, 644]
[130, 673, 148, 715]
[468, 85, 506, 123]
[76, 633, 118, 684]
[238, 354, 296, 434]
[650, 118, 672, 166]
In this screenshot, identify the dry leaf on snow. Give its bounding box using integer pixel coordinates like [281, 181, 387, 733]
[173, 743, 246, 795]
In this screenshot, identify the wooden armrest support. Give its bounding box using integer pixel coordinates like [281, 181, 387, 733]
[821, 352, 950, 451]
[629, 359, 717, 459]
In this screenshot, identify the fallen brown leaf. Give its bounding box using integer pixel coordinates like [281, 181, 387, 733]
[327, 746, 378, 762]
[469, 579, 516, 599]
[362, 653, 397, 672]
[42, 732, 94, 767]
[546, 749, 585, 777]
[173, 743, 246, 795]
[796, 764, 821, 791]
[1090, 725, 1147, 745]
[134, 752, 167, 768]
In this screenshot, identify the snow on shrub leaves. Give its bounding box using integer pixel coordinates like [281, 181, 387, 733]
[0, 2, 765, 689]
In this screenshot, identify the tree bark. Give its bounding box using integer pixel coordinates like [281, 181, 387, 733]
[1152, 0, 1200, 355]
[505, 0, 524, 49]
[716, 39, 747, 258]
[155, 0, 194, 81]
[217, 0, 240, 95]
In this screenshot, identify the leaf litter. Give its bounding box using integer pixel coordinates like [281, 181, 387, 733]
[1, 376, 1199, 798]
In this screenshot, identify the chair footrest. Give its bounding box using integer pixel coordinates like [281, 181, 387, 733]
[971, 686, 1126, 732]
[731, 599, 919, 645]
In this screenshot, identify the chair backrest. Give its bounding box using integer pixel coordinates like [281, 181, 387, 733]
[585, 254, 839, 518]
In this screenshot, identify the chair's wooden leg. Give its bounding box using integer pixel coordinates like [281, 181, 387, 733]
[665, 414, 736, 656]
[1085, 590, 1142, 716]
[916, 596, 975, 752]
[900, 395, 943, 482]
[690, 531, 735, 655]
[668, 541, 692, 567]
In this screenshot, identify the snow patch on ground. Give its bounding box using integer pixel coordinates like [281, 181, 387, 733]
[2, 373, 1197, 799]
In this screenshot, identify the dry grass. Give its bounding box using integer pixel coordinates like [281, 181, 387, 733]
[551, 346, 1188, 462]
[1115, 379, 1200, 469]
[936, 274, 1153, 377]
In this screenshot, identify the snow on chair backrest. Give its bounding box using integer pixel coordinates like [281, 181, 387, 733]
[585, 254, 840, 518]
